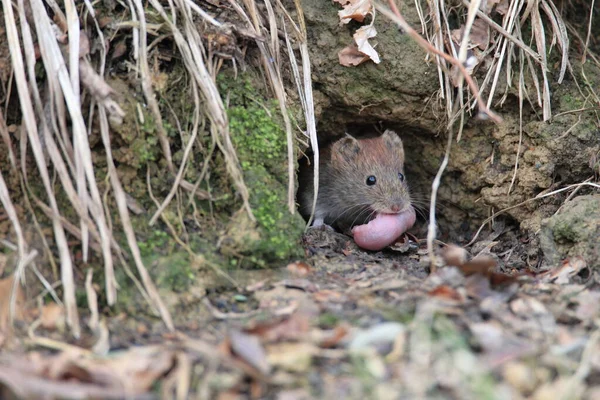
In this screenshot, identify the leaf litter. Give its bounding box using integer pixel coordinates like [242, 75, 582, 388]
[3, 223, 600, 398]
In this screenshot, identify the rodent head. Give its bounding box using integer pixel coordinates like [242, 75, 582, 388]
[330, 130, 411, 215]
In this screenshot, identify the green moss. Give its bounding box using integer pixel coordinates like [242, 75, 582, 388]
[217, 73, 305, 264]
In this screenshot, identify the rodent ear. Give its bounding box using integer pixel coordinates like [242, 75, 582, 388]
[382, 130, 404, 158]
[332, 136, 361, 162]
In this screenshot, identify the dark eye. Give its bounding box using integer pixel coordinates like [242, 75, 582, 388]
[398, 172, 405, 182]
[366, 175, 377, 186]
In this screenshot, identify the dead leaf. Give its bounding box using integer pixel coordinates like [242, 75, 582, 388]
[0, 346, 176, 398]
[428, 285, 464, 303]
[353, 25, 380, 64]
[502, 361, 537, 393]
[348, 322, 405, 351]
[451, 19, 490, 51]
[245, 313, 310, 343]
[227, 330, 271, 375]
[266, 342, 316, 373]
[337, 0, 372, 25]
[313, 290, 347, 303]
[338, 44, 370, 67]
[442, 244, 468, 267]
[510, 296, 549, 316]
[110, 40, 128, 60]
[493, 0, 509, 15]
[40, 303, 65, 331]
[542, 257, 588, 284]
[286, 261, 312, 277]
[319, 324, 350, 348]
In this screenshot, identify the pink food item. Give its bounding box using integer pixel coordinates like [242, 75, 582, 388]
[352, 207, 416, 251]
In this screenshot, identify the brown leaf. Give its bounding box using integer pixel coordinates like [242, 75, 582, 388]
[442, 244, 468, 267]
[450, 19, 490, 51]
[110, 41, 128, 60]
[338, 44, 370, 67]
[266, 342, 316, 373]
[337, 0, 372, 25]
[245, 313, 310, 343]
[441, 244, 518, 287]
[286, 261, 312, 277]
[428, 285, 464, 303]
[228, 330, 271, 375]
[40, 303, 65, 331]
[542, 256, 588, 284]
[353, 25, 380, 64]
[0, 346, 176, 398]
[319, 324, 350, 348]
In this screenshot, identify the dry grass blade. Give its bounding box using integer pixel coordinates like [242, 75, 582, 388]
[132, 0, 175, 174]
[279, 0, 320, 227]
[3, 0, 80, 337]
[29, 0, 117, 307]
[227, 0, 296, 213]
[148, 0, 255, 221]
[98, 107, 174, 330]
[375, 1, 501, 123]
[0, 171, 37, 325]
[0, 108, 17, 169]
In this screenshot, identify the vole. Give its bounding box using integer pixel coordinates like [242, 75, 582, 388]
[298, 130, 416, 250]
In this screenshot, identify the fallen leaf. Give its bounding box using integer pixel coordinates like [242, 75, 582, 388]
[348, 322, 405, 351]
[286, 261, 312, 277]
[338, 44, 370, 67]
[428, 285, 464, 303]
[542, 257, 588, 284]
[266, 342, 316, 373]
[313, 290, 347, 303]
[0, 346, 176, 398]
[245, 313, 310, 343]
[40, 303, 65, 331]
[451, 19, 490, 50]
[442, 244, 468, 267]
[228, 330, 271, 375]
[353, 25, 380, 64]
[337, 0, 372, 25]
[510, 296, 549, 316]
[319, 324, 350, 348]
[502, 361, 537, 393]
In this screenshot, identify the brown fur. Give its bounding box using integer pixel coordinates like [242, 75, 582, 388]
[298, 130, 411, 232]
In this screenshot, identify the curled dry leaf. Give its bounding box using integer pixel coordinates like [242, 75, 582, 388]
[227, 330, 271, 375]
[40, 303, 65, 331]
[0, 346, 176, 398]
[442, 244, 469, 267]
[451, 19, 490, 51]
[338, 25, 381, 67]
[286, 261, 312, 277]
[353, 25, 380, 64]
[337, 0, 372, 25]
[338, 44, 370, 67]
[245, 312, 310, 343]
[428, 285, 464, 303]
[440, 243, 518, 287]
[265, 342, 316, 373]
[542, 256, 588, 284]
